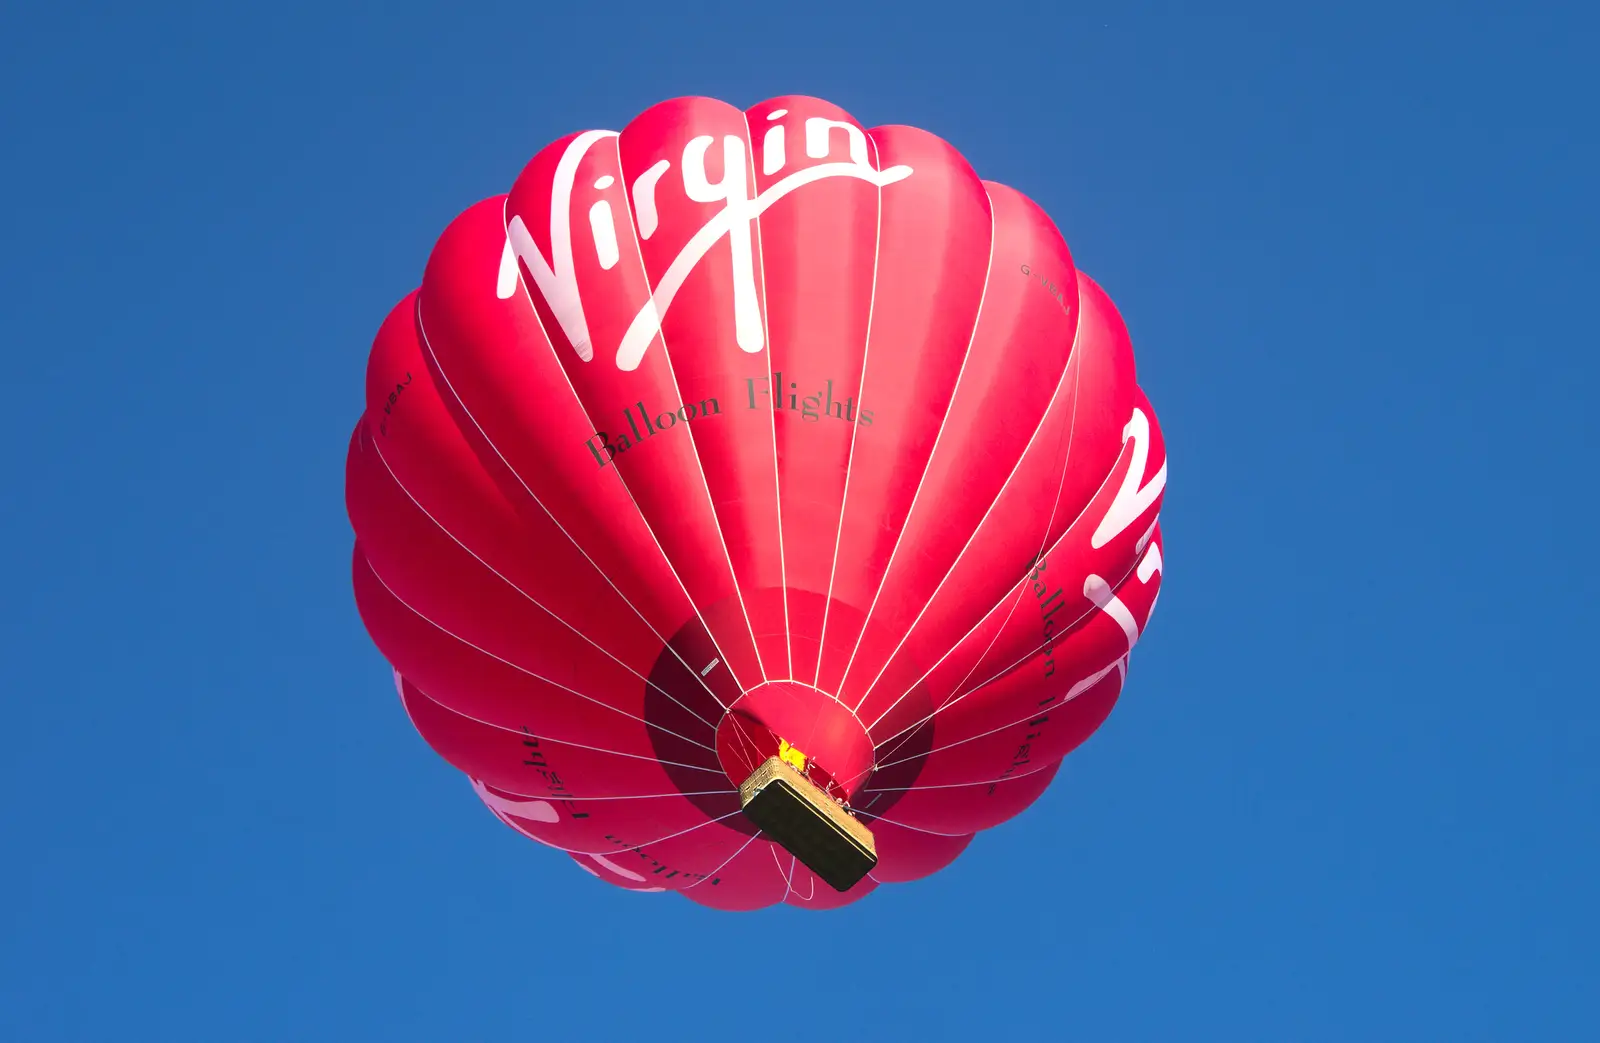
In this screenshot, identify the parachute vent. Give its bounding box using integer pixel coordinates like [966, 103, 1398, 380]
[739, 756, 877, 892]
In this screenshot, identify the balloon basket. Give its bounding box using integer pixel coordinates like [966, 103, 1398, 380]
[739, 756, 877, 892]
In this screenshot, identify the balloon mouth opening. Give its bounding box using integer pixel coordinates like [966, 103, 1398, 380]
[712, 681, 876, 806]
[717, 709, 852, 805]
[710, 682, 880, 890]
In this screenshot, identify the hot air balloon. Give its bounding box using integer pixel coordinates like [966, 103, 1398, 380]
[345, 94, 1167, 910]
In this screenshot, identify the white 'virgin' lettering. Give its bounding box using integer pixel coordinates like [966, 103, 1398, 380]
[1091, 407, 1167, 550]
[1082, 537, 1163, 651]
[498, 116, 914, 371]
[471, 779, 560, 824]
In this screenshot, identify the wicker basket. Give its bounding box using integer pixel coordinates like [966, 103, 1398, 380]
[740, 756, 878, 892]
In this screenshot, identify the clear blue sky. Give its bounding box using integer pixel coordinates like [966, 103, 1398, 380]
[3, 2, 1595, 1040]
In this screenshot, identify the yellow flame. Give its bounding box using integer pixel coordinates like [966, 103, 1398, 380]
[777, 738, 807, 772]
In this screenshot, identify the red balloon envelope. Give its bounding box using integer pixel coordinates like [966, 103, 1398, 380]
[345, 94, 1168, 909]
